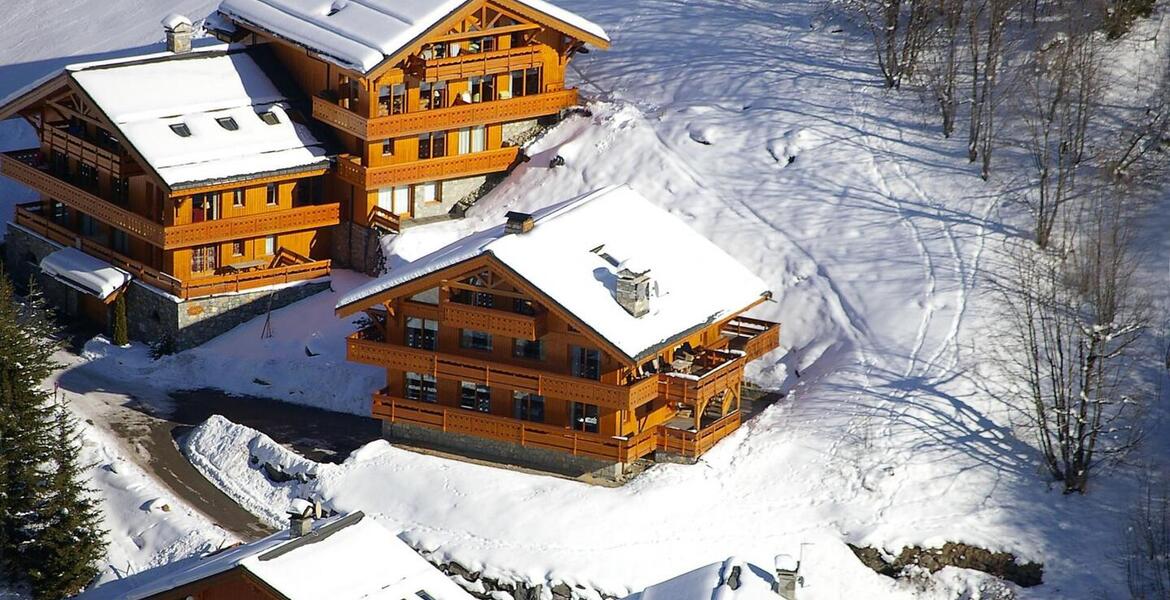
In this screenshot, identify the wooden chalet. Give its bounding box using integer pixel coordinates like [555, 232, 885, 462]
[336, 186, 781, 475]
[0, 0, 608, 347]
[76, 509, 475, 600]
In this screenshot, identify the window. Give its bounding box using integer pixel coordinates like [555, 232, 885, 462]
[460, 382, 491, 412]
[410, 288, 440, 305]
[80, 214, 98, 238]
[382, 138, 394, 156]
[266, 184, 278, 205]
[571, 402, 600, 433]
[413, 181, 439, 204]
[169, 123, 191, 137]
[233, 189, 245, 207]
[112, 176, 130, 204]
[191, 193, 218, 222]
[511, 68, 542, 97]
[50, 201, 67, 225]
[468, 36, 496, 54]
[513, 392, 545, 423]
[418, 132, 446, 159]
[231, 240, 245, 256]
[215, 116, 239, 131]
[570, 346, 601, 380]
[112, 229, 129, 255]
[419, 81, 447, 110]
[468, 75, 495, 103]
[50, 150, 69, 177]
[258, 110, 280, 125]
[405, 372, 437, 403]
[460, 329, 492, 352]
[453, 287, 494, 308]
[513, 298, 536, 316]
[459, 126, 485, 154]
[263, 235, 276, 255]
[77, 163, 98, 190]
[378, 84, 406, 116]
[420, 42, 448, 60]
[513, 338, 543, 360]
[191, 245, 218, 273]
[405, 317, 438, 350]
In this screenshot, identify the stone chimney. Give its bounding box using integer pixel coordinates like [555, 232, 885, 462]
[505, 211, 534, 235]
[773, 554, 802, 600]
[287, 498, 313, 538]
[615, 268, 651, 318]
[163, 14, 194, 54]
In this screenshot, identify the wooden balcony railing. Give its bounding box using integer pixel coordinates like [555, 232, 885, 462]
[442, 301, 547, 341]
[42, 126, 126, 178]
[659, 352, 746, 405]
[164, 203, 340, 249]
[12, 203, 331, 300]
[368, 205, 401, 233]
[412, 46, 545, 81]
[373, 393, 659, 463]
[722, 317, 781, 362]
[658, 412, 742, 459]
[2, 151, 165, 246]
[336, 146, 521, 190]
[348, 333, 659, 411]
[312, 89, 578, 140]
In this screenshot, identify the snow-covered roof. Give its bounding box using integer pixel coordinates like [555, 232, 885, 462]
[337, 185, 772, 361]
[218, 0, 610, 74]
[70, 50, 330, 189]
[39, 247, 130, 300]
[635, 557, 780, 600]
[89, 512, 474, 600]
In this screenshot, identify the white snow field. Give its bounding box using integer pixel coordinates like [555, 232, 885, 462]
[1, 0, 1168, 598]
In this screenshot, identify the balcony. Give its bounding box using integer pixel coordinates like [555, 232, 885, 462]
[42, 125, 131, 178]
[12, 203, 332, 300]
[372, 393, 659, 463]
[347, 331, 659, 411]
[335, 146, 521, 190]
[658, 349, 746, 406]
[164, 203, 340, 249]
[410, 46, 545, 81]
[658, 412, 742, 460]
[721, 317, 781, 361]
[2, 150, 165, 246]
[442, 301, 547, 341]
[313, 89, 579, 140]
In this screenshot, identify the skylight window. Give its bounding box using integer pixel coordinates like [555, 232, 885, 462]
[169, 123, 191, 137]
[259, 110, 280, 125]
[216, 116, 239, 131]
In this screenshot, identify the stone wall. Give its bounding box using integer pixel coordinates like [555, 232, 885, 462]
[331, 221, 384, 276]
[503, 118, 542, 146]
[6, 223, 331, 352]
[383, 421, 625, 481]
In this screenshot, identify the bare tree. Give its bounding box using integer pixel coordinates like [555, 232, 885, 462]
[920, 0, 966, 136]
[967, 0, 1015, 179]
[1127, 475, 1170, 599]
[995, 193, 1149, 494]
[847, 0, 936, 88]
[1019, 24, 1101, 248]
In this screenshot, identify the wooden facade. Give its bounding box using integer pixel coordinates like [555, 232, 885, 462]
[244, 0, 607, 227]
[340, 254, 780, 464]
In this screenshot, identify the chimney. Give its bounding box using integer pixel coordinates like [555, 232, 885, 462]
[773, 555, 802, 600]
[505, 211, 534, 235]
[163, 14, 194, 54]
[616, 268, 651, 318]
[287, 498, 314, 538]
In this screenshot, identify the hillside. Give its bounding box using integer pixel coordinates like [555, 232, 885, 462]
[1, 1, 1168, 598]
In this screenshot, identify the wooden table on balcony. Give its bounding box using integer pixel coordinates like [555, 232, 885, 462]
[223, 259, 268, 272]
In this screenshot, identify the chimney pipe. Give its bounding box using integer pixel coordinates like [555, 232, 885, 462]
[773, 554, 801, 600]
[287, 498, 314, 538]
[504, 211, 534, 235]
[163, 14, 194, 54]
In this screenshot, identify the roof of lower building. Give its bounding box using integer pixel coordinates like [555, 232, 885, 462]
[78, 512, 475, 600]
[218, 0, 610, 74]
[336, 185, 772, 362]
[68, 47, 330, 190]
[39, 247, 130, 300]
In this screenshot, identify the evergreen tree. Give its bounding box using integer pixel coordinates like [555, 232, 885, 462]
[112, 292, 128, 347]
[25, 405, 106, 600]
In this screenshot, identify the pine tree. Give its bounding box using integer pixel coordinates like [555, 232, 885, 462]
[0, 271, 56, 573]
[25, 405, 106, 600]
[112, 293, 128, 347]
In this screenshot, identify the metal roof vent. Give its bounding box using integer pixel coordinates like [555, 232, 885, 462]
[616, 268, 651, 318]
[505, 211, 534, 234]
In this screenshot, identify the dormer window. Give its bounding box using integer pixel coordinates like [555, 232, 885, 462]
[169, 123, 191, 137]
[259, 110, 280, 125]
[216, 116, 239, 131]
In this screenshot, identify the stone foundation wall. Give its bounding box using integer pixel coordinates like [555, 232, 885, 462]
[331, 221, 384, 276]
[383, 421, 625, 481]
[502, 118, 542, 146]
[5, 224, 330, 352]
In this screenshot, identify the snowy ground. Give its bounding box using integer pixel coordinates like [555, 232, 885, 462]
[2, 0, 1168, 598]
